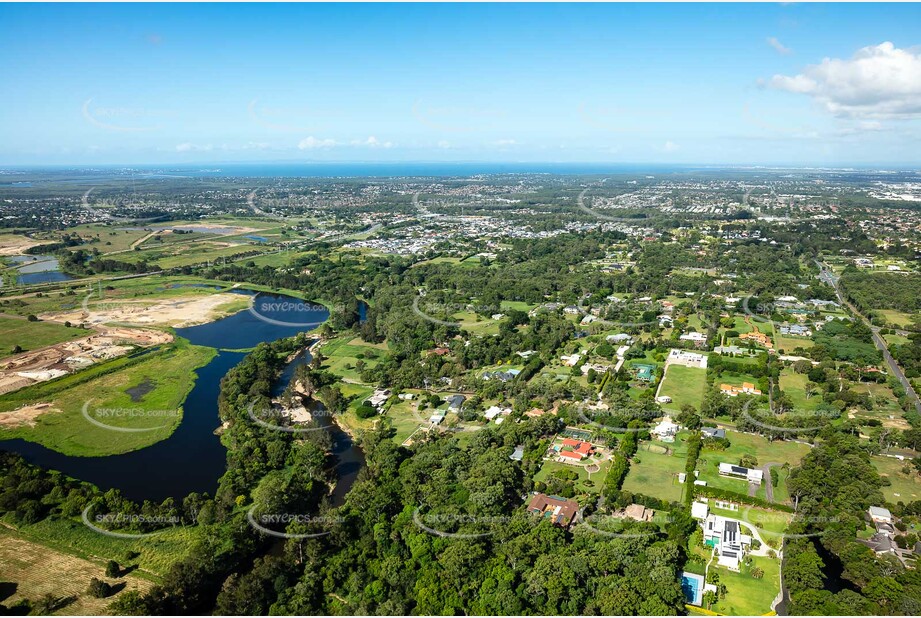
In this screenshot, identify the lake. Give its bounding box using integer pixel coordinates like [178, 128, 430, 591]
[0, 291, 364, 504]
[10, 255, 74, 285]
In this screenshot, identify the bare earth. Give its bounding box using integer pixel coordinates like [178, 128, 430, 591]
[42, 293, 248, 328]
[0, 234, 51, 257]
[0, 529, 154, 616]
[0, 327, 173, 395]
[0, 402, 60, 428]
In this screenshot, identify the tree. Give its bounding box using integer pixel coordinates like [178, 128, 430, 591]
[105, 560, 121, 578]
[87, 577, 113, 598]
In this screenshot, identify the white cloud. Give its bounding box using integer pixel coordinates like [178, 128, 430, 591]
[437, 140, 451, 149]
[766, 37, 792, 55]
[175, 143, 212, 152]
[351, 136, 393, 148]
[662, 140, 680, 152]
[298, 136, 336, 150]
[768, 42, 921, 118]
[492, 138, 517, 147]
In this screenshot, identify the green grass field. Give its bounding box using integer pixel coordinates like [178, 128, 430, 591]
[878, 309, 916, 329]
[711, 504, 791, 549]
[697, 431, 811, 504]
[0, 341, 215, 456]
[533, 458, 611, 496]
[657, 364, 707, 412]
[66, 224, 155, 254]
[622, 435, 689, 502]
[873, 455, 921, 503]
[778, 370, 823, 412]
[0, 316, 89, 361]
[3, 513, 202, 580]
[319, 336, 388, 383]
[711, 554, 781, 616]
[774, 333, 815, 353]
[384, 398, 427, 443]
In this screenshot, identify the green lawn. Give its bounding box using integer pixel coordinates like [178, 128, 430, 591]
[878, 309, 916, 329]
[385, 398, 427, 444]
[774, 333, 815, 353]
[658, 365, 707, 412]
[710, 504, 791, 550]
[697, 431, 811, 504]
[0, 317, 89, 361]
[3, 514, 202, 580]
[622, 434, 689, 502]
[711, 555, 781, 616]
[0, 340, 215, 456]
[319, 336, 388, 383]
[873, 455, 921, 503]
[67, 224, 153, 254]
[854, 382, 911, 429]
[778, 370, 822, 412]
[533, 457, 611, 496]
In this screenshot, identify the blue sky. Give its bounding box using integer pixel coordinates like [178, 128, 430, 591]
[1, 3, 920, 166]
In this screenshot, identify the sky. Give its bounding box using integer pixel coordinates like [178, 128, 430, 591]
[1, 3, 920, 167]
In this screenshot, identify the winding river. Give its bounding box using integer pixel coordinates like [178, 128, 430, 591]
[0, 291, 364, 504]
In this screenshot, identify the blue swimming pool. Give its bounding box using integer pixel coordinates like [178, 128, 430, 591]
[681, 572, 704, 606]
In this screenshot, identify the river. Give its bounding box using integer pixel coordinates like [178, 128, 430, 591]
[0, 291, 365, 505]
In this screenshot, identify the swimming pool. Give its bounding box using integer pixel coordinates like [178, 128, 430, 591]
[681, 571, 705, 606]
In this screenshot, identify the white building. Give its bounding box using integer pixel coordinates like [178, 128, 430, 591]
[702, 514, 752, 571]
[667, 348, 708, 369]
[718, 462, 763, 485]
[651, 416, 679, 442]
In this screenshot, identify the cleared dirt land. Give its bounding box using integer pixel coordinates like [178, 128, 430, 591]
[0, 528, 153, 615]
[43, 293, 250, 329]
[0, 327, 173, 396]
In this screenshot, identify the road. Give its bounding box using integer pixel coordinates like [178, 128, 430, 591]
[761, 463, 784, 503]
[816, 260, 921, 415]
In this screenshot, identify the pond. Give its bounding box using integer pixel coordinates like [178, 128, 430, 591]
[10, 255, 74, 285]
[0, 291, 363, 504]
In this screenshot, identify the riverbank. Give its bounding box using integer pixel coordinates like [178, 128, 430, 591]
[0, 339, 216, 457]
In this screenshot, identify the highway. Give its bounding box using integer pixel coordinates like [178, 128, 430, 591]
[816, 260, 921, 415]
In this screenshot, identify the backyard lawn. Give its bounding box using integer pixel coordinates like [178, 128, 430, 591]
[711, 555, 781, 616]
[657, 365, 707, 412]
[873, 455, 921, 503]
[696, 431, 811, 504]
[622, 433, 690, 503]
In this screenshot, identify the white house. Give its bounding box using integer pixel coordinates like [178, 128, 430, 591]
[484, 405, 511, 420]
[679, 332, 707, 344]
[718, 462, 763, 485]
[703, 514, 751, 571]
[651, 417, 679, 442]
[667, 348, 708, 369]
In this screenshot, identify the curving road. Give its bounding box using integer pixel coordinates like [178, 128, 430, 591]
[817, 261, 921, 415]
